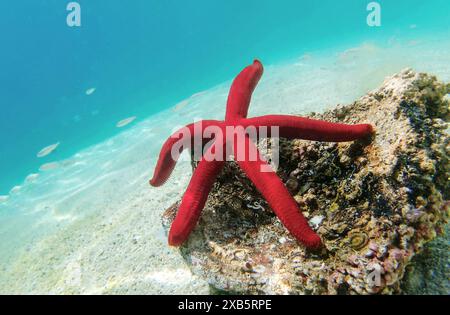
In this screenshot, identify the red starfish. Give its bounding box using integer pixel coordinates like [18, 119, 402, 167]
[150, 60, 373, 249]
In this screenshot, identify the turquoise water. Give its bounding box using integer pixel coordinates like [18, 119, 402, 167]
[1, 0, 449, 194]
[0, 1, 449, 294]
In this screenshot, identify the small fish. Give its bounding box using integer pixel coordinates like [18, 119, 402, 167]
[25, 173, 39, 183]
[39, 162, 60, 171]
[9, 185, 22, 195]
[116, 116, 137, 128]
[172, 100, 189, 112]
[190, 91, 206, 98]
[0, 195, 9, 203]
[37, 142, 60, 158]
[86, 87, 96, 96]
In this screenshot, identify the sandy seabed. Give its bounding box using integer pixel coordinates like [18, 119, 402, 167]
[0, 34, 449, 294]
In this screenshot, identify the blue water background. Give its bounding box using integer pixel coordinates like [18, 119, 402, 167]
[0, 0, 449, 194]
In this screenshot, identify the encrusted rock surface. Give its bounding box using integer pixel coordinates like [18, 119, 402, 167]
[162, 69, 449, 295]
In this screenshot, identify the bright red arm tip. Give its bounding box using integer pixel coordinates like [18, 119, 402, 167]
[225, 60, 264, 120]
[168, 157, 225, 246]
[149, 120, 223, 187]
[304, 233, 322, 249]
[233, 134, 323, 249]
[243, 116, 374, 142]
[149, 137, 179, 187]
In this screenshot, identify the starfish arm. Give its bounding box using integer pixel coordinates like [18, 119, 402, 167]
[242, 115, 373, 142]
[150, 120, 222, 187]
[225, 60, 264, 121]
[169, 152, 225, 246]
[233, 134, 322, 248]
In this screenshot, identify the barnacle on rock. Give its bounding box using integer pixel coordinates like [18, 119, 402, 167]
[348, 232, 369, 250]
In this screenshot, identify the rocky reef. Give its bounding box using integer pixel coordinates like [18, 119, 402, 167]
[162, 69, 449, 295]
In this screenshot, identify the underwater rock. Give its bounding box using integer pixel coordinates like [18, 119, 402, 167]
[401, 224, 450, 294]
[162, 69, 449, 295]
